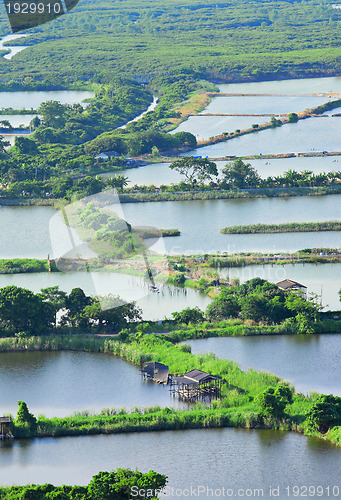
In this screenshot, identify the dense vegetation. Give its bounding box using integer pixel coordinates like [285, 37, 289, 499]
[0, 258, 57, 273]
[0, 466, 166, 499]
[0, 276, 333, 339]
[0, 285, 142, 336]
[0, 76, 199, 201]
[221, 221, 341, 234]
[0, 0, 340, 86]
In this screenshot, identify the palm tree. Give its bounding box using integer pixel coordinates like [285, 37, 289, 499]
[106, 175, 129, 191]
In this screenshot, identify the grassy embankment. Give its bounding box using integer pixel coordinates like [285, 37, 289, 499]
[0, 259, 58, 274]
[118, 186, 341, 203]
[4, 185, 341, 206]
[221, 221, 341, 234]
[1, 334, 340, 447]
[0, 247, 340, 276]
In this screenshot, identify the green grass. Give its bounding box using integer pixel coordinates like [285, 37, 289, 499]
[2, 334, 341, 446]
[221, 221, 341, 234]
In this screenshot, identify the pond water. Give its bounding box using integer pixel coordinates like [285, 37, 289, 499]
[0, 90, 94, 110]
[172, 115, 272, 141]
[0, 34, 29, 60]
[1, 198, 339, 258]
[120, 195, 341, 254]
[104, 155, 341, 187]
[0, 114, 36, 128]
[219, 263, 341, 311]
[218, 76, 341, 94]
[0, 272, 211, 321]
[186, 334, 341, 397]
[0, 351, 187, 418]
[200, 95, 329, 115]
[187, 117, 341, 157]
[1, 428, 340, 496]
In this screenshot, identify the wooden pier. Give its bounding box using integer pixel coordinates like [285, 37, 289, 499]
[169, 369, 222, 402]
[141, 362, 169, 384]
[0, 417, 12, 440]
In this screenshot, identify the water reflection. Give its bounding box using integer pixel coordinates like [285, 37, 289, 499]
[0, 351, 188, 417]
[0, 429, 340, 494]
[187, 334, 341, 396]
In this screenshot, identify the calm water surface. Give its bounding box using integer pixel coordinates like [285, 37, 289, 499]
[0, 90, 94, 109]
[0, 114, 36, 127]
[186, 335, 341, 397]
[218, 76, 341, 94]
[0, 272, 211, 320]
[0, 351, 187, 418]
[0, 34, 28, 60]
[200, 95, 329, 115]
[187, 117, 341, 157]
[172, 115, 272, 140]
[3, 196, 340, 257]
[220, 263, 341, 310]
[0, 428, 340, 497]
[104, 156, 341, 187]
[120, 195, 341, 254]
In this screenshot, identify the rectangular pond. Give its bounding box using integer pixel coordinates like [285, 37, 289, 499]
[0, 428, 340, 494]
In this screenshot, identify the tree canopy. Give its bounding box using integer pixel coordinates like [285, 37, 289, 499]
[169, 156, 218, 186]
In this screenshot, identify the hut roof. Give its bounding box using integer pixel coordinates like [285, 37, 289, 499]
[0, 417, 12, 423]
[182, 369, 221, 382]
[276, 279, 307, 290]
[173, 376, 199, 385]
[142, 362, 169, 384]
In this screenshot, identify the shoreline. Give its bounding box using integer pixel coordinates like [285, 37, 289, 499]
[1, 334, 340, 448]
[1, 185, 340, 207]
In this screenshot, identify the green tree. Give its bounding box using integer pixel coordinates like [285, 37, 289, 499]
[105, 175, 129, 191]
[270, 116, 282, 127]
[240, 293, 270, 323]
[172, 131, 197, 148]
[206, 291, 240, 320]
[306, 394, 341, 433]
[169, 156, 218, 186]
[0, 285, 54, 334]
[39, 286, 67, 327]
[38, 101, 67, 128]
[30, 115, 41, 129]
[64, 288, 92, 328]
[82, 295, 142, 332]
[87, 468, 167, 500]
[172, 306, 204, 324]
[222, 159, 260, 189]
[0, 135, 10, 155]
[14, 136, 38, 155]
[15, 401, 37, 437]
[256, 385, 293, 419]
[288, 113, 299, 123]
